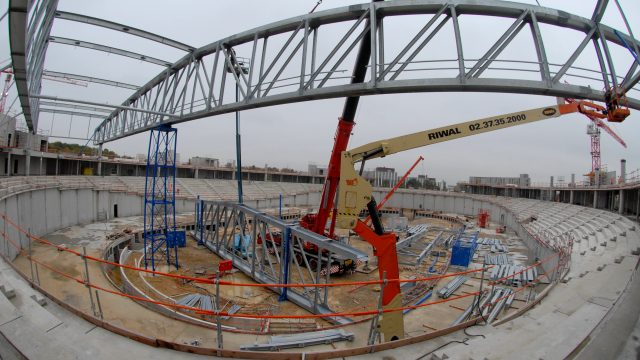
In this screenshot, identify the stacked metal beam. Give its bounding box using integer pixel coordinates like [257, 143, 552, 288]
[176, 293, 215, 311]
[452, 287, 515, 325]
[407, 224, 429, 236]
[490, 244, 508, 253]
[477, 238, 502, 246]
[484, 253, 513, 265]
[490, 264, 538, 286]
[241, 329, 355, 351]
[436, 276, 468, 299]
[396, 225, 430, 250]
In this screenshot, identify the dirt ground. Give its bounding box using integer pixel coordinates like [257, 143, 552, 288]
[10, 210, 544, 350]
[123, 214, 537, 335]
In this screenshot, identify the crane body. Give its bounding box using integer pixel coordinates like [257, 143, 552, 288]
[331, 100, 610, 342]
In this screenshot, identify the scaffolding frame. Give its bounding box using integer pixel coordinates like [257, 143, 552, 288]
[193, 201, 368, 324]
[143, 124, 179, 271]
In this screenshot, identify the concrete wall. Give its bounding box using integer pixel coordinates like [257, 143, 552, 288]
[0, 187, 194, 261]
[0, 181, 560, 278]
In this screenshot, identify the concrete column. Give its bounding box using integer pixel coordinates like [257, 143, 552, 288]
[550, 176, 554, 188]
[97, 144, 103, 176]
[636, 190, 640, 222]
[194, 167, 199, 179]
[264, 164, 268, 181]
[116, 164, 120, 176]
[571, 173, 575, 187]
[593, 191, 598, 208]
[39, 154, 43, 175]
[25, 150, 31, 176]
[569, 190, 574, 204]
[621, 159, 626, 184]
[619, 190, 624, 214]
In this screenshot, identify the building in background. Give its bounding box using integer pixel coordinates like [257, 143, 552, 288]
[468, 174, 531, 187]
[189, 156, 219, 168]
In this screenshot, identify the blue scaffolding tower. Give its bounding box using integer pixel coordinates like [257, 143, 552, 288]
[143, 125, 179, 271]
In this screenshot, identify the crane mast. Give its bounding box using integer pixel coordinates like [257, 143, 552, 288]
[0, 74, 12, 114]
[303, 0, 383, 238]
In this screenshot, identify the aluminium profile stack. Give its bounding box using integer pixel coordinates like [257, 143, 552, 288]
[436, 276, 468, 299]
[490, 264, 539, 287]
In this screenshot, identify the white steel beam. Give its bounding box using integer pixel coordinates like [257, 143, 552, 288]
[54, 10, 195, 52]
[48, 36, 172, 67]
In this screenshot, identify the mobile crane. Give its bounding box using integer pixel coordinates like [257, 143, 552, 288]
[330, 100, 618, 342]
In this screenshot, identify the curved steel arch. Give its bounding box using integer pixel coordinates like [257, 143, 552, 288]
[76, 0, 639, 143]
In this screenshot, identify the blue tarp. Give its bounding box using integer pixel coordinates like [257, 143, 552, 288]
[450, 231, 478, 268]
[166, 230, 186, 248]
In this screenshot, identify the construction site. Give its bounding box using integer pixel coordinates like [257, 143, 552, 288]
[0, 1, 640, 359]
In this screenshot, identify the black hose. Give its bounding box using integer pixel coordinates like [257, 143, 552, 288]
[464, 327, 486, 339]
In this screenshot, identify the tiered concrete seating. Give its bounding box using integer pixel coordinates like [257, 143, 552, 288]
[121, 177, 147, 195]
[255, 181, 286, 197]
[85, 176, 128, 191]
[208, 179, 238, 201]
[178, 178, 220, 200]
[56, 176, 93, 189]
[0, 178, 33, 197]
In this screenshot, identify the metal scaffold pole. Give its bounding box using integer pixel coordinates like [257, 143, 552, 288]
[235, 83, 243, 204]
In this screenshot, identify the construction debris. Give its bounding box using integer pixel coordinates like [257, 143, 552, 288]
[241, 329, 354, 351]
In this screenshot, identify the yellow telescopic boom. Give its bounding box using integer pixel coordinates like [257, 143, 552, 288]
[336, 101, 607, 229]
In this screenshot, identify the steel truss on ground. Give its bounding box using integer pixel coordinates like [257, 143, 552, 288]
[193, 200, 368, 324]
[82, 0, 640, 143]
[143, 125, 179, 271]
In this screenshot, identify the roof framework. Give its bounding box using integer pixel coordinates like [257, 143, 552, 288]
[6, 0, 640, 144]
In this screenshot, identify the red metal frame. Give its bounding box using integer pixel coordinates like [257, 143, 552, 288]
[353, 220, 401, 306]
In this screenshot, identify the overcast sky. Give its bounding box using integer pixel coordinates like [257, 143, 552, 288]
[1, 0, 639, 185]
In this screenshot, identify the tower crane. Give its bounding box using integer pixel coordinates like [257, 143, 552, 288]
[0, 73, 12, 114]
[563, 97, 627, 184]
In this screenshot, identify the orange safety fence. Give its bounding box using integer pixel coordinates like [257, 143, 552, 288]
[0, 210, 568, 320]
[0, 213, 495, 289]
[2, 229, 484, 319]
[1, 227, 563, 320]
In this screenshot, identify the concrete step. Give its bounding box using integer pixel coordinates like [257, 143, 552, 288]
[0, 271, 62, 332]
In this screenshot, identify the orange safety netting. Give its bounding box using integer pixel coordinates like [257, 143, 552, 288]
[0, 212, 566, 320]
